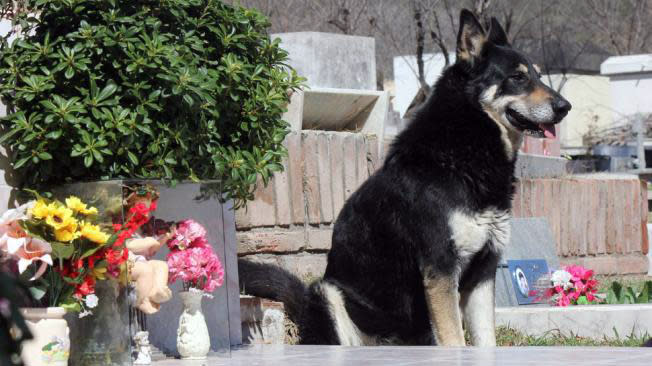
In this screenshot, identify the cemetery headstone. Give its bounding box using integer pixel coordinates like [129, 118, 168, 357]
[496, 218, 560, 307]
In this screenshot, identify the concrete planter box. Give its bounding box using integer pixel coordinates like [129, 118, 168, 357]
[496, 304, 652, 338]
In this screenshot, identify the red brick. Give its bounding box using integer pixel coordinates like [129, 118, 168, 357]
[614, 180, 625, 254]
[520, 138, 529, 154]
[521, 179, 533, 217]
[273, 144, 292, 226]
[575, 256, 617, 275]
[343, 133, 357, 201]
[606, 180, 616, 254]
[356, 134, 369, 187]
[551, 179, 562, 252]
[586, 180, 598, 255]
[528, 137, 544, 155]
[237, 230, 305, 255]
[235, 204, 251, 229]
[306, 229, 333, 251]
[616, 254, 650, 275]
[631, 180, 642, 254]
[570, 180, 584, 256]
[596, 180, 608, 255]
[286, 132, 306, 224]
[559, 180, 571, 256]
[578, 181, 589, 257]
[511, 179, 522, 218]
[317, 133, 334, 223]
[623, 180, 634, 254]
[640, 180, 649, 255]
[329, 133, 346, 218]
[248, 176, 276, 227]
[366, 135, 380, 174]
[302, 133, 321, 225]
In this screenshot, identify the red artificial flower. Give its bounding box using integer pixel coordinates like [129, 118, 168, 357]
[75, 276, 96, 298]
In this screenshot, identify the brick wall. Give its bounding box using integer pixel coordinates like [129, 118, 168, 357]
[236, 130, 379, 280]
[513, 175, 649, 274]
[237, 132, 649, 278]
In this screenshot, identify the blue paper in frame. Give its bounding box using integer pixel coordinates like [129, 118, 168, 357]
[507, 259, 549, 305]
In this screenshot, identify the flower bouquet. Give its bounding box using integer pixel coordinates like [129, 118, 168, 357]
[166, 219, 224, 359]
[0, 194, 152, 366]
[538, 265, 600, 306]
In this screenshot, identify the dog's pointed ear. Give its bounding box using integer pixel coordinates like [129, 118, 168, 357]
[488, 17, 509, 47]
[456, 9, 487, 63]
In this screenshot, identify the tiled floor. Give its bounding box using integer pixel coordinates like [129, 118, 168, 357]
[153, 345, 652, 365]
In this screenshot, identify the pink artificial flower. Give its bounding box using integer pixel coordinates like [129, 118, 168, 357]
[0, 202, 52, 280]
[7, 237, 53, 280]
[167, 245, 224, 293]
[167, 219, 208, 250]
[0, 202, 33, 252]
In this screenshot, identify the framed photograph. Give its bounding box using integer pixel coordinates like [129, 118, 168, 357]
[507, 259, 549, 305]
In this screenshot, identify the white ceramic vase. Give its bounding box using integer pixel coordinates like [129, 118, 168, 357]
[20, 307, 70, 366]
[176, 291, 210, 359]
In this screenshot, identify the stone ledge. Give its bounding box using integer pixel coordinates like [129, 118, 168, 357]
[561, 254, 649, 275]
[238, 253, 327, 282]
[237, 229, 332, 255]
[514, 153, 568, 178]
[496, 304, 652, 338]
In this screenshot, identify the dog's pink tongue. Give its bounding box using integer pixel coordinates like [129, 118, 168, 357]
[539, 124, 556, 139]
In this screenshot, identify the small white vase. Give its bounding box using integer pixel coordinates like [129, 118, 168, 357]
[176, 291, 210, 359]
[20, 307, 70, 366]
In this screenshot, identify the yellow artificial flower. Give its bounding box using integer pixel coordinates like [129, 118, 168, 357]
[65, 196, 87, 212]
[91, 266, 107, 280]
[54, 216, 78, 242]
[31, 200, 52, 219]
[65, 196, 99, 215]
[81, 206, 98, 215]
[80, 221, 110, 245]
[45, 205, 75, 230]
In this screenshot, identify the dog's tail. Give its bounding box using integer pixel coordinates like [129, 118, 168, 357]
[238, 259, 307, 324]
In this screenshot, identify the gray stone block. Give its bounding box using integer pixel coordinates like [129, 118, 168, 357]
[496, 218, 561, 307]
[514, 153, 568, 178]
[272, 32, 376, 90]
[496, 304, 652, 338]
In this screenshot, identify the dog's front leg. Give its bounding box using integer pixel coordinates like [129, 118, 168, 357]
[424, 276, 465, 346]
[460, 278, 496, 346]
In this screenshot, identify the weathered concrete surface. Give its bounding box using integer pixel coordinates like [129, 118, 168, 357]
[273, 32, 376, 90]
[496, 304, 652, 339]
[514, 153, 568, 179]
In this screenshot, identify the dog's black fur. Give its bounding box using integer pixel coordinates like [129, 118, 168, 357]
[240, 10, 570, 346]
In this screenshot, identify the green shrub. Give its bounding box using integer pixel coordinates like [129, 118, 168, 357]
[605, 281, 652, 304]
[0, 0, 303, 206]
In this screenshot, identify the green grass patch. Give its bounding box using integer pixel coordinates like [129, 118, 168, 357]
[495, 326, 649, 347]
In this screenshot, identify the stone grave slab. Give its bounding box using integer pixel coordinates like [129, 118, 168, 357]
[272, 32, 376, 90]
[496, 218, 560, 307]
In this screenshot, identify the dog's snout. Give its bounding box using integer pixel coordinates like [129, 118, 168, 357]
[552, 98, 571, 117]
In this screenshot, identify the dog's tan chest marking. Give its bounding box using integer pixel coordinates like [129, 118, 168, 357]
[448, 209, 510, 261]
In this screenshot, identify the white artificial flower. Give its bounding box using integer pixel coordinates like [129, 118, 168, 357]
[78, 310, 92, 318]
[551, 269, 572, 290]
[85, 294, 99, 309]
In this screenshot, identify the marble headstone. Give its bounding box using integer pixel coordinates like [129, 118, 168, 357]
[146, 182, 241, 356]
[272, 32, 377, 90]
[496, 218, 561, 307]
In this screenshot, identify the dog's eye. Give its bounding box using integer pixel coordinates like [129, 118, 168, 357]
[509, 73, 529, 83]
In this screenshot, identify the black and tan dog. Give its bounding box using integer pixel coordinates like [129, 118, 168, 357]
[239, 9, 571, 346]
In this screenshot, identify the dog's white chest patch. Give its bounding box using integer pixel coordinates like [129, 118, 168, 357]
[448, 209, 510, 260]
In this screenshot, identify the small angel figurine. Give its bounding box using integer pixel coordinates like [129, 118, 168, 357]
[133, 331, 152, 365]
